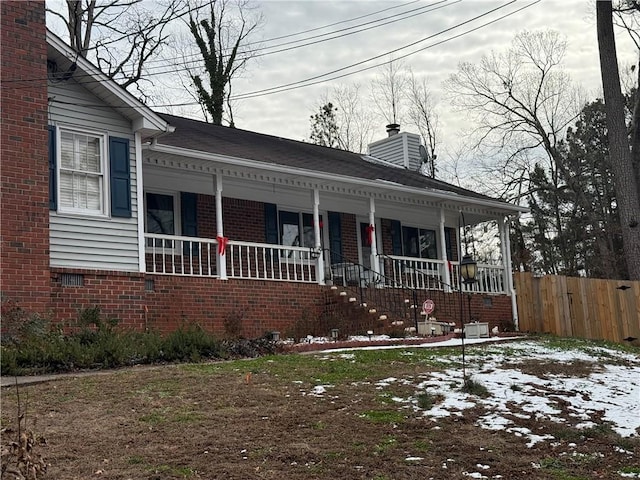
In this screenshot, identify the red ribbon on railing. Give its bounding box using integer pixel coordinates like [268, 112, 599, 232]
[216, 235, 229, 256]
[365, 224, 375, 246]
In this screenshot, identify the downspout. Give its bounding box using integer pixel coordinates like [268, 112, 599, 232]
[503, 216, 518, 331]
[438, 207, 451, 292]
[312, 188, 325, 285]
[216, 175, 228, 280]
[135, 131, 146, 274]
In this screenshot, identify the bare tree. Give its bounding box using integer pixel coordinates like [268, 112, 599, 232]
[46, 0, 188, 93]
[443, 30, 614, 275]
[371, 58, 408, 127]
[332, 84, 376, 153]
[597, 1, 640, 280]
[187, 0, 262, 126]
[407, 72, 439, 177]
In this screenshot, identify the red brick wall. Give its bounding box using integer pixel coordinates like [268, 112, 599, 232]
[197, 194, 216, 238]
[381, 218, 394, 256]
[341, 213, 359, 262]
[50, 268, 146, 330]
[48, 267, 513, 337]
[222, 198, 265, 242]
[0, 1, 50, 315]
[50, 268, 326, 337]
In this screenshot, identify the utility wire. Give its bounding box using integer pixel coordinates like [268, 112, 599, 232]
[5, 0, 453, 84]
[231, 0, 519, 99]
[45, 0, 539, 111]
[142, 0, 453, 73]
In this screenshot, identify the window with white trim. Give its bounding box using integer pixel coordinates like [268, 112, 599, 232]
[402, 226, 437, 259]
[145, 191, 178, 248]
[58, 129, 106, 215]
[279, 211, 321, 248]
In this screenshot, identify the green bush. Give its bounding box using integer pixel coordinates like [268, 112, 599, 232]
[0, 307, 280, 376]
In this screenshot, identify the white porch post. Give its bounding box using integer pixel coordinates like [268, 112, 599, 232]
[438, 207, 451, 292]
[498, 217, 509, 293]
[216, 175, 228, 280]
[313, 188, 325, 285]
[368, 197, 380, 277]
[502, 216, 518, 330]
[135, 132, 146, 273]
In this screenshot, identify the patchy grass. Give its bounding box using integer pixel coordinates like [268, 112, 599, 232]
[461, 378, 490, 397]
[2, 338, 638, 480]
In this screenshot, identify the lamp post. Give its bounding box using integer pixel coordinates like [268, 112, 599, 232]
[459, 253, 477, 385]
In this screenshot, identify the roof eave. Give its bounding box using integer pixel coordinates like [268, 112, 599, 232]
[46, 30, 171, 137]
[146, 143, 528, 215]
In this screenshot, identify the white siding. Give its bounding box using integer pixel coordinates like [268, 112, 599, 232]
[368, 132, 422, 171]
[48, 80, 140, 272]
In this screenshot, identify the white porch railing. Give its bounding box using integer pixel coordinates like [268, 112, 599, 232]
[383, 255, 445, 289]
[226, 241, 317, 282]
[449, 262, 506, 294]
[144, 234, 504, 292]
[144, 234, 317, 283]
[385, 255, 506, 294]
[145, 234, 219, 277]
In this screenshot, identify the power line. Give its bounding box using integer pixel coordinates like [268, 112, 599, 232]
[231, 0, 520, 100]
[142, 0, 454, 74]
[45, 0, 539, 112]
[5, 0, 453, 84]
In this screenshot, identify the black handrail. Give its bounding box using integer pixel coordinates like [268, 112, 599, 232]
[323, 249, 420, 332]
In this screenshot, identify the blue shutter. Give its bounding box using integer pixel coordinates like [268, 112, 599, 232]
[109, 137, 131, 217]
[181, 192, 198, 255]
[264, 203, 278, 244]
[328, 211, 342, 264]
[48, 125, 56, 210]
[445, 227, 455, 261]
[390, 220, 402, 256]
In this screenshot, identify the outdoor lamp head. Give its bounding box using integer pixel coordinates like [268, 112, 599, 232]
[460, 254, 477, 284]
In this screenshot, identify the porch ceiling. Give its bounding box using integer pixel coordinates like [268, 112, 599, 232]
[143, 145, 524, 225]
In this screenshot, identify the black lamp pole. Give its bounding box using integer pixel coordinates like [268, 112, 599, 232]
[460, 253, 477, 385]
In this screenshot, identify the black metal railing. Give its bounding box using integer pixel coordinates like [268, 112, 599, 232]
[323, 250, 471, 335]
[323, 249, 423, 332]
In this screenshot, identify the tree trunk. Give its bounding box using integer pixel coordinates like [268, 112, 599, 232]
[596, 1, 640, 280]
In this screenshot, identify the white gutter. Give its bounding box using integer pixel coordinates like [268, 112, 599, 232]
[145, 143, 529, 215]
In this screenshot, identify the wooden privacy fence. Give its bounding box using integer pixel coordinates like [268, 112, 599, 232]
[514, 272, 640, 343]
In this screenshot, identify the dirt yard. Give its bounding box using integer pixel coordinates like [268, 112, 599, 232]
[1, 338, 638, 479]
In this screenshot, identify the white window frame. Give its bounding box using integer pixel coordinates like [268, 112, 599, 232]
[144, 190, 181, 250]
[56, 126, 108, 217]
[401, 223, 438, 260]
[277, 208, 322, 262]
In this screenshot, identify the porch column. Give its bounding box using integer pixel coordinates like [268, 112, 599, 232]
[368, 197, 381, 277]
[135, 132, 146, 273]
[438, 207, 451, 292]
[312, 189, 325, 285]
[502, 216, 518, 330]
[498, 217, 509, 293]
[216, 175, 228, 280]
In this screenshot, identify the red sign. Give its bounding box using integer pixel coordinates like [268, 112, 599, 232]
[422, 299, 435, 315]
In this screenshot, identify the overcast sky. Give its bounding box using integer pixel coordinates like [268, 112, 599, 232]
[47, 0, 639, 184]
[166, 1, 637, 143]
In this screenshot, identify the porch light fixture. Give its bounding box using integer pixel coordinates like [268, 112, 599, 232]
[460, 254, 478, 285]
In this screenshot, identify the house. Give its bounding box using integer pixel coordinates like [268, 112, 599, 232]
[1, 1, 526, 338]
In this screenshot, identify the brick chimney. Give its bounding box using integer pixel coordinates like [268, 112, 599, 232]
[0, 1, 51, 316]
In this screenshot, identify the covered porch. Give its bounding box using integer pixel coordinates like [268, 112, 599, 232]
[142, 144, 519, 298]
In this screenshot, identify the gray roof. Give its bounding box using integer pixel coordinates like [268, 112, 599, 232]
[157, 113, 499, 203]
